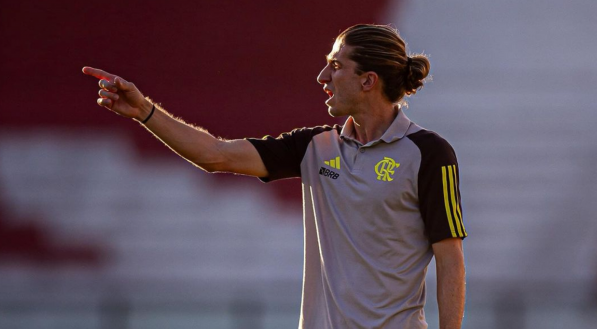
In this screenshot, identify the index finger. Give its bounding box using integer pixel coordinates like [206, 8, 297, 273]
[82, 66, 117, 81]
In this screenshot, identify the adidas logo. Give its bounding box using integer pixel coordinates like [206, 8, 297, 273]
[320, 156, 340, 180]
[324, 156, 341, 169]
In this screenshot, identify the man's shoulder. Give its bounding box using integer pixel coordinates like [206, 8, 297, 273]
[249, 124, 342, 143]
[407, 128, 454, 151]
[406, 128, 458, 163]
[289, 124, 342, 136]
[275, 124, 343, 146]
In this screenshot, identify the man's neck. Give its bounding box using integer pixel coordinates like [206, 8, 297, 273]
[351, 104, 399, 145]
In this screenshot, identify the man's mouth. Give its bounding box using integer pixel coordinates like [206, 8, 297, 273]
[324, 88, 334, 98]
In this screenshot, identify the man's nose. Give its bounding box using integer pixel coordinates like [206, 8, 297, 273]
[317, 65, 331, 84]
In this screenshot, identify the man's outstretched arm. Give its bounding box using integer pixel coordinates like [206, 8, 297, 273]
[82, 67, 268, 177]
[432, 237, 466, 329]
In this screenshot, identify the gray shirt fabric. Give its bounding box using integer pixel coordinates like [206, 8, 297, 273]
[247, 110, 466, 329]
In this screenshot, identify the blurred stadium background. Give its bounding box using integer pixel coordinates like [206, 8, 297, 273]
[1, 0, 596, 328]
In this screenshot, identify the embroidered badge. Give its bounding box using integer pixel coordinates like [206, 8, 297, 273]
[375, 157, 400, 181]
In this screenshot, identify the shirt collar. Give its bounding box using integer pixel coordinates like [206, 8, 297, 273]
[340, 108, 412, 145]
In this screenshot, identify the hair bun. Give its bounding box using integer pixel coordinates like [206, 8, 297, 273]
[403, 55, 430, 96]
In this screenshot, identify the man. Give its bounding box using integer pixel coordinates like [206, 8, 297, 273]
[83, 24, 466, 329]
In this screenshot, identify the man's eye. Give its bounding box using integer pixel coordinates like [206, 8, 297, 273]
[332, 63, 340, 70]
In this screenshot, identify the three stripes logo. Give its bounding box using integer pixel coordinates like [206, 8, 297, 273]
[324, 156, 341, 169]
[320, 156, 340, 179]
[441, 165, 467, 238]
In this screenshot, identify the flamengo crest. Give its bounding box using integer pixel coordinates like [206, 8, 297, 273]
[375, 157, 399, 181]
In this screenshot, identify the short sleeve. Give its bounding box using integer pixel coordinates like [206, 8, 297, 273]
[408, 130, 468, 244]
[246, 125, 337, 182]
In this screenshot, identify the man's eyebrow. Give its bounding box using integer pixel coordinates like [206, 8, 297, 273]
[325, 55, 341, 65]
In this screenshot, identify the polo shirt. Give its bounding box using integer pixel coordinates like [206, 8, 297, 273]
[247, 109, 467, 329]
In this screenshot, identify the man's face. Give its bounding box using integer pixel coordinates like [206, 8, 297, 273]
[317, 41, 364, 117]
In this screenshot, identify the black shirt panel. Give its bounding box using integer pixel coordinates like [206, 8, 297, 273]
[246, 125, 341, 182]
[407, 129, 467, 244]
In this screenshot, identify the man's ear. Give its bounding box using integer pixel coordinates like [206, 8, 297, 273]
[361, 71, 379, 91]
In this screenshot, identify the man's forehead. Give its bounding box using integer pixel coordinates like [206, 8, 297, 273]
[330, 40, 343, 56]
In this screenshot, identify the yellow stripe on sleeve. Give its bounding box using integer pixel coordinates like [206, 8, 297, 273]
[448, 165, 464, 237]
[442, 166, 457, 237]
[451, 165, 467, 236]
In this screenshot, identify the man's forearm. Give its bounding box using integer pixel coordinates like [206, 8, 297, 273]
[137, 98, 224, 172]
[436, 251, 466, 329]
[433, 238, 466, 329]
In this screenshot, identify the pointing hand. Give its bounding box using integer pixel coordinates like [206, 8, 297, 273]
[82, 67, 150, 121]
